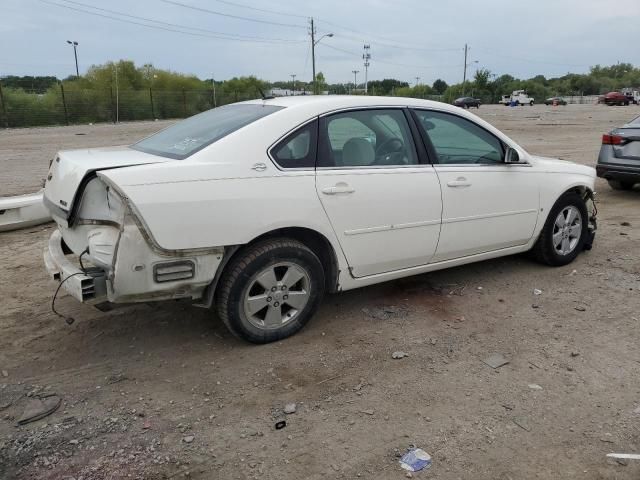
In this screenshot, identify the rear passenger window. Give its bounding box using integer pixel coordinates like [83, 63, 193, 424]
[271, 120, 317, 169]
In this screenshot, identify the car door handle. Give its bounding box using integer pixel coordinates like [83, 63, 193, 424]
[447, 177, 471, 188]
[321, 183, 355, 195]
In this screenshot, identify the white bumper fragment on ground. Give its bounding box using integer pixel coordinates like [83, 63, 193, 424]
[0, 190, 52, 232]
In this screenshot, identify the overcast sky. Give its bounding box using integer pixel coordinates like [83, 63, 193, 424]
[2, 0, 640, 86]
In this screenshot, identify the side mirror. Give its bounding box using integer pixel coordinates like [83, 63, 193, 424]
[504, 147, 523, 164]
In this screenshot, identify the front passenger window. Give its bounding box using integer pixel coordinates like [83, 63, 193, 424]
[319, 109, 418, 167]
[414, 110, 503, 164]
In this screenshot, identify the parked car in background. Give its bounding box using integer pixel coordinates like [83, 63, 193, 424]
[544, 97, 567, 106]
[604, 91, 630, 106]
[597, 114, 640, 190]
[453, 97, 481, 109]
[43, 96, 597, 343]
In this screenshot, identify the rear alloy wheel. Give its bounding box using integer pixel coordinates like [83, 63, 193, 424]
[216, 238, 325, 343]
[608, 179, 635, 190]
[532, 192, 588, 266]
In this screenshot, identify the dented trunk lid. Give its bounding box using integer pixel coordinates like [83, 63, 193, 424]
[43, 146, 170, 219]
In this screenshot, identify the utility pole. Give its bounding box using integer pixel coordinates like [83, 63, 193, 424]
[290, 74, 296, 94]
[310, 18, 316, 95]
[212, 74, 217, 107]
[462, 43, 468, 95]
[415, 76, 421, 86]
[66, 40, 79, 78]
[114, 64, 119, 123]
[309, 18, 333, 95]
[362, 44, 371, 94]
[352, 70, 359, 93]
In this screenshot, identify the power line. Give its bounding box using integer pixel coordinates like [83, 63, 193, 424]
[322, 44, 461, 70]
[207, 0, 309, 20]
[315, 21, 461, 54]
[159, 0, 307, 29]
[50, 0, 304, 43]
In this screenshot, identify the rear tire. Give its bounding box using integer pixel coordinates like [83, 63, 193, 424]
[215, 238, 325, 344]
[608, 179, 635, 190]
[531, 192, 588, 266]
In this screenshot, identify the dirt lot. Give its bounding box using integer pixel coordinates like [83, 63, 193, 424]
[1, 104, 640, 479]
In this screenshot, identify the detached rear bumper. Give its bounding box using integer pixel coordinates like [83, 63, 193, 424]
[43, 230, 107, 303]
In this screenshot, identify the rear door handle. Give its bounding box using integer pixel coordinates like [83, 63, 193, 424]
[447, 177, 471, 188]
[321, 183, 355, 195]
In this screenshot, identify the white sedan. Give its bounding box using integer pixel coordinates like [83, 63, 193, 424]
[43, 96, 597, 343]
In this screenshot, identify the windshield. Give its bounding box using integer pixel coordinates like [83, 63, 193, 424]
[131, 104, 284, 159]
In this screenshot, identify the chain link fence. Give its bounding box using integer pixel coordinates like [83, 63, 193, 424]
[0, 84, 257, 128]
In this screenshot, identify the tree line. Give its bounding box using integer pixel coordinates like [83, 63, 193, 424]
[1, 61, 639, 127]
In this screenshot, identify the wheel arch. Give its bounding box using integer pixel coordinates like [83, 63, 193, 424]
[533, 182, 595, 244]
[197, 226, 342, 309]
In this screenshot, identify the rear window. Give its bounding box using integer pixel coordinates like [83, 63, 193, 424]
[131, 104, 283, 159]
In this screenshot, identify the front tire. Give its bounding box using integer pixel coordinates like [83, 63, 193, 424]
[532, 192, 588, 266]
[216, 238, 325, 344]
[608, 179, 635, 190]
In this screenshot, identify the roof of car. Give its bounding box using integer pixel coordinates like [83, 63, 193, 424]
[242, 95, 458, 115]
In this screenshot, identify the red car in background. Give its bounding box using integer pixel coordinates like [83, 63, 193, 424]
[603, 91, 630, 106]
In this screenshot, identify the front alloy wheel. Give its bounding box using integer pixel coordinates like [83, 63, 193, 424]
[532, 192, 589, 266]
[552, 206, 582, 256]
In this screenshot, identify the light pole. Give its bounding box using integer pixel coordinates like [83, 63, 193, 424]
[415, 77, 421, 86]
[66, 40, 79, 78]
[362, 44, 371, 94]
[310, 18, 333, 95]
[352, 70, 360, 94]
[290, 74, 296, 95]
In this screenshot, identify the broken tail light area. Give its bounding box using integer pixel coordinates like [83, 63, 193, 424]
[45, 174, 224, 307]
[602, 134, 627, 145]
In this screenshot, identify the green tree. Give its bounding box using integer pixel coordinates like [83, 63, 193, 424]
[315, 72, 327, 93]
[432, 79, 448, 94]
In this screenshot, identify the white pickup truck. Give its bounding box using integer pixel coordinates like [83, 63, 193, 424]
[500, 90, 535, 106]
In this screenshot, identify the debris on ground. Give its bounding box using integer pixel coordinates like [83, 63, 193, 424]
[275, 421, 287, 430]
[513, 417, 531, 432]
[359, 409, 374, 415]
[574, 305, 586, 311]
[17, 394, 61, 425]
[483, 353, 509, 369]
[528, 384, 543, 390]
[1, 370, 8, 377]
[533, 289, 542, 295]
[283, 403, 297, 414]
[607, 453, 640, 460]
[182, 435, 195, 443]
[399, 448, 432, 472]
[392, 351, 409, 359]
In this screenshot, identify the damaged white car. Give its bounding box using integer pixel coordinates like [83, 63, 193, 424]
[44, 96, 597, 343]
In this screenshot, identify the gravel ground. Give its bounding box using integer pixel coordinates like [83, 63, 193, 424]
[1, 104, 640, 479]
